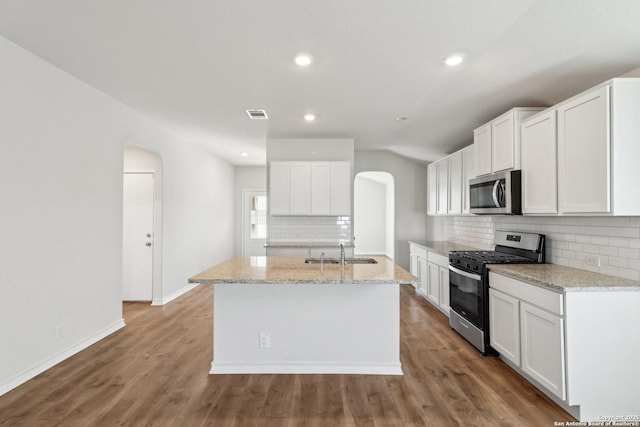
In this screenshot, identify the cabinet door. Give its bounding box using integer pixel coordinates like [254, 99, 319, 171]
[557, 86, 611, 214]
[289, 162, 311, 215]
[438, 266, 450, 315]
[330, 162, 351, 216]
[436, 160, 448, 215]
[269, 162, 290, 215]
[410, 252, 418, 277]
[474, 124, 492, 176]
[492, 111, 515, 173]
[521, 110, 558, 214]
[427, 261, 440, 305]
[489, 289, 521, 365]
[520, 302, 566, 400]
[462, 146, 476, 214]
[418, 257, 428, 293]
[311, 163, 331, 215]
[448, 152, 463, 215]
[427, 164, 437, 215]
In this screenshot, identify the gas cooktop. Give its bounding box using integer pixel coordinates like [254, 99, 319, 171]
[450, 250, 534, 265]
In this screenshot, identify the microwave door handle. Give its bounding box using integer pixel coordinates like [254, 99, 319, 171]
[492, 180, 501, 207]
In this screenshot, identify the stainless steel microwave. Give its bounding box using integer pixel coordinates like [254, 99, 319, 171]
[469, 170, 521, 215]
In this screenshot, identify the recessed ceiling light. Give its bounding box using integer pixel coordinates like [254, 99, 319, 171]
[241, 152, 249, 157]
[304, 114, 316, 122]
[443, 54, 465, 67]
[294, 54, 313, 67]
[395, 116, 408, 121]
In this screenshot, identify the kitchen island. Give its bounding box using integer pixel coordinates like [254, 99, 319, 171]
[189, 256, 417, 375]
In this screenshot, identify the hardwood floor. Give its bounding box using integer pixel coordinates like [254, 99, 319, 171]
[0, 284, 573, 426]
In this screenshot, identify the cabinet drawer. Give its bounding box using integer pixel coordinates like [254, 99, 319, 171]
[427, 251, 448, 267]
[489, 272, 563, 316]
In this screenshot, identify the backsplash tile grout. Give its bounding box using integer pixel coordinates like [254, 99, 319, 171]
[269, 216, 352, 243]
[443, 216, 640, 281]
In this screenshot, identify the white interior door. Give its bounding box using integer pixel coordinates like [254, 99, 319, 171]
[123, 173, 154, 301]
[243, 190, 267, 256]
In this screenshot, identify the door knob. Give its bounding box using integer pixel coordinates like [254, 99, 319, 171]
[145, 242, 152, 247]
[147, 233, 152, 238]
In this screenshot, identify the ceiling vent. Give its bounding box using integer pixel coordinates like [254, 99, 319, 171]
[246, 109, 268, 120]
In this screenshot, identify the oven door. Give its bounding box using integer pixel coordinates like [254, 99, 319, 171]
[449, 265, 484, 329]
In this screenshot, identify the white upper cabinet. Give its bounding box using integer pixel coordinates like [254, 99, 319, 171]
[474, 124, 492, 176]
[270, 161, 351, 216]
[269, 162, 290, 215]
[475, 108, 544, 176]
[311, 163, 331, 215]
[289, 162, 312, 215]
[436, 159, 448, 215]
[427, 163, 437, 215]
[558, 86, 611, 214]
[521, 110, 558, 214]
[556, 78, 640, 215]
[329, 162, 351, 216]
[448, 151, 463, 215]
[427, 145, 473, 217]
[492, 112, 516, 172]
[462, 145, 476, 214]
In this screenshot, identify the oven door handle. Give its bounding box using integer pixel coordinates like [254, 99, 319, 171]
[449, 265, 482, 281]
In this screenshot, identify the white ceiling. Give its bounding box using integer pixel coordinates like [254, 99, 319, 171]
[1, 0, 639, 166]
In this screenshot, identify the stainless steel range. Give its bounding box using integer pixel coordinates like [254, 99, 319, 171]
[448, 230, 545, 355]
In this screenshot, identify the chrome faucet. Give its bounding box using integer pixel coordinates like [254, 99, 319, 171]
[340, 243, 345, 265]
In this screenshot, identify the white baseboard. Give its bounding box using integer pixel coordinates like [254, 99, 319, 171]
[0, 319, 126, 397]
[160, 282, 201, 305]
[210, 361, 403, 375]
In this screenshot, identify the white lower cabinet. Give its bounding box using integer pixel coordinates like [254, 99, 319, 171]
[438, 266, 450, 315]
[409, 243, 450, 317]
[425, 252, 450, 316]
[409, 243, 427, 290]
[489, 288, 520, 366]
[489, 272, 566, 402]
[426, 262, 440, 305]
[418, 257, 428, 294]
[489, 271, 640, 422]
[520, 301, 566, 400]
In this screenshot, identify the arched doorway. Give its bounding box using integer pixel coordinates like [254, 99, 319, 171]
[353, 171, 395, 260]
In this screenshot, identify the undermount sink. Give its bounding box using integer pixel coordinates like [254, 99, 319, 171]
[304, 257, 378, 265]
[345, 257, 378, 264]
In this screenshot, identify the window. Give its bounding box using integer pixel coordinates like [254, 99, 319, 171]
[250, 195, 267, 239]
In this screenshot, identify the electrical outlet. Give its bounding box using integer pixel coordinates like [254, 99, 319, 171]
[585, 256, 600, 267]
[55, 323, 64, 340]
[259, 332, 270, 348]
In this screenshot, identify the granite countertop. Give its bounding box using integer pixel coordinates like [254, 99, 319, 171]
[489, 264, 640, 292]
[265, 241, 355, 248]
[189, 256, 418, 285]
[409, 240, 481, 257]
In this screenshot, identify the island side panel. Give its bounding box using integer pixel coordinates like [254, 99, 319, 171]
[211, 282, 401, 375]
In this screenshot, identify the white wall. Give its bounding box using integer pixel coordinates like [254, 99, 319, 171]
[0, 35, 234, 395]
[234, 166, 267, 256]
[354, 176, 387, 255]
[354, 151, 427, 269]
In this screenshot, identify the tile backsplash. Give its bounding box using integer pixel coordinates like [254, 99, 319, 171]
[269, 216, 352, 243]
[443, 216, 640, 281]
